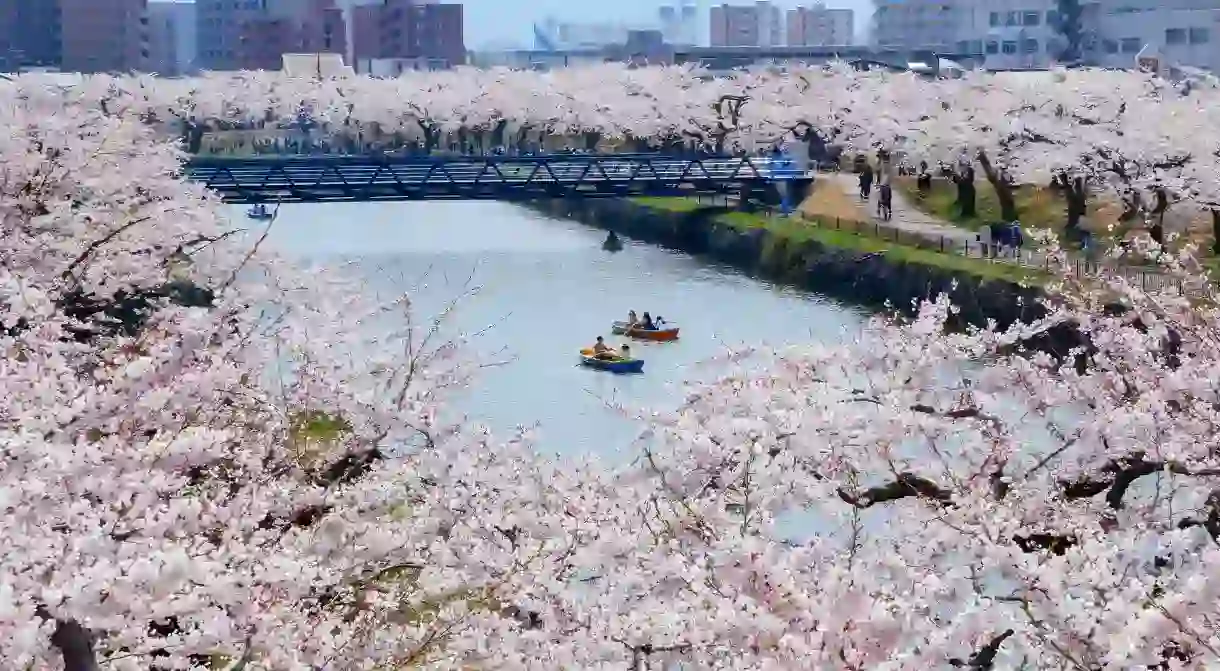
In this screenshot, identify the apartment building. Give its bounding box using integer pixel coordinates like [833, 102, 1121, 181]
[873, 0, 970, 51]
[147, 0, 195, 75]
[787, 4, 854, 46]
[0, 0, 62, 70]
[1, 0, 147, 73]
[966, 0, 1060, 68]
[352, 0, 465, 70]
[658, 1, 700, 46]
[59, 0, 148, 72]
[196, 0, 267, 70]
[238, 0, 345, 70]
[710, 2, 783, 47]
[875, 0, 1220, 72]
[1087, 0, 1220, 71]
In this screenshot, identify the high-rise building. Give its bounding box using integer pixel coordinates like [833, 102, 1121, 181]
[196, 0, 266, 71]
[659, 0, 699, 46]
[351, 0, 465, 70]
[875, 0, 1220, 73]
[709, 2, 782, 47]
[238, 0, 345, 70]
[59, 0, 148, 73]
[787, 4, 853, 46]
[1084, 0, 1220, 72]
[147, 0, 195, 75]
[871, 0, 968, 52]
[1, 0, 147, 73]
[0, 0, 63, 70]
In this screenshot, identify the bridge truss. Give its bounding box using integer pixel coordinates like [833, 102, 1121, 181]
[183, 153, 805, 204]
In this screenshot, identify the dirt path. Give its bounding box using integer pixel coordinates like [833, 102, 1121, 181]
[807, 173, 979, 250]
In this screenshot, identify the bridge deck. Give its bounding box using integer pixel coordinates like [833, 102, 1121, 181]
[184, 154, 809, 203]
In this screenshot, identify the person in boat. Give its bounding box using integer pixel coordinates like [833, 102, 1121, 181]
[626, 310, 639, 327]
[619, 344, 632, 360]
[592, 336, 614, 359]
[654, 315, 666, 328]
[638, 312, 656, 330]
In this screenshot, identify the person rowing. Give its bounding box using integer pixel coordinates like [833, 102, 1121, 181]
[591, 336, 616, 359]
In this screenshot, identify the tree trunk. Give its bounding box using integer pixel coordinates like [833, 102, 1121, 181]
[976, 151, 1019, 222]
[1056, 173, 1088, 236]
[53, 620, 99, 671]
[514, 126, 531, 154]
[490, 120, 507, 149]
[33, 609, 100, 671]
[1150, 186, 1169, 247]
[416, 120, 440, 154]
[1212, 209, 1220, 255]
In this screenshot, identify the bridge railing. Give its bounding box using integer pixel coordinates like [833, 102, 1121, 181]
[185, 151, 767, 167]
[186, 154, 813, 203]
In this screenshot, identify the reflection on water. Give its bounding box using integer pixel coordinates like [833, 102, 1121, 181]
[251, 200, 867, 461]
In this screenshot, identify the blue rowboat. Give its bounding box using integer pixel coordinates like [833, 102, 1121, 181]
[578, 349, 644, 374]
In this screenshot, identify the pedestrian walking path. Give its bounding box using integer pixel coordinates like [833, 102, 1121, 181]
[820, 173, 977, 247]
[797, 172, 1184, 293]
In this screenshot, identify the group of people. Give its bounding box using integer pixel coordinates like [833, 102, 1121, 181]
[625, 310, 666, 331]
[857, 168, 893, 221]
[587, 310, 669, 361]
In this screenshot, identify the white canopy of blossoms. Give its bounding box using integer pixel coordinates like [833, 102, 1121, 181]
[1, 65, 1219, 670]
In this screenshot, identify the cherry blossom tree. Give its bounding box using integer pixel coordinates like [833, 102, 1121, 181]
[0, 72, 630, 671]
[8, 64, 1220, 670]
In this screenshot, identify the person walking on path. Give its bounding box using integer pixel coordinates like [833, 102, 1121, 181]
[858, 168, 874, 200]
[877, 183, 893, 221]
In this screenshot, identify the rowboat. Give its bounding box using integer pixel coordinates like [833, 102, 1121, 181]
[246, 205, 274, 220]
[578, 348, 644, 374]
[611, 321, 680, 341]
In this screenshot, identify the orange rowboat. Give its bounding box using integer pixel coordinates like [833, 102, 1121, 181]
[611, 321, 680, 341]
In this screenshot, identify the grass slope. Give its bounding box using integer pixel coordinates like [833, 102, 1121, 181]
[714, 210, 1043, 285]
[891, 176, 1099, 232]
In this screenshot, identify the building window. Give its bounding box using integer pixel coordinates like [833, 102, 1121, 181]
[1022, 11, 1040, 26]
[989, 11, 999, 26]
[957, 40, 968, 52]
[1046, 9, 1058, 26]
[1021, 38, 1038, 52]
[1120, 37, 1141, 53]
[986, 40, 998, 54]
[1002, 40, 1017, 54]
[1190, 27, 1209, 44]
[1166, 28, 1186, 44]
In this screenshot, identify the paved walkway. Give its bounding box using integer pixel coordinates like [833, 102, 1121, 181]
[801, 173, 1184, 293]
[818, 173, 978, 250]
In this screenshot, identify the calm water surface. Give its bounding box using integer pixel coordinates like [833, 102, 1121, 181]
[249, 201, 868, 462]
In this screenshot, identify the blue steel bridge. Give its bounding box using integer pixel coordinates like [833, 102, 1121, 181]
[183, 152, 810, 204]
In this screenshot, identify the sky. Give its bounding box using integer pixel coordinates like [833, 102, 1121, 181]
[450, 0, 872, 49]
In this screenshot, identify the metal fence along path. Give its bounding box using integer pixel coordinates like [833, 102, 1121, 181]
[688, 193, 1187, 295]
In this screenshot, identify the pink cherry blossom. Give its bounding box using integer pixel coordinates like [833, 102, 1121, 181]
[4, 65, 1220, 669]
